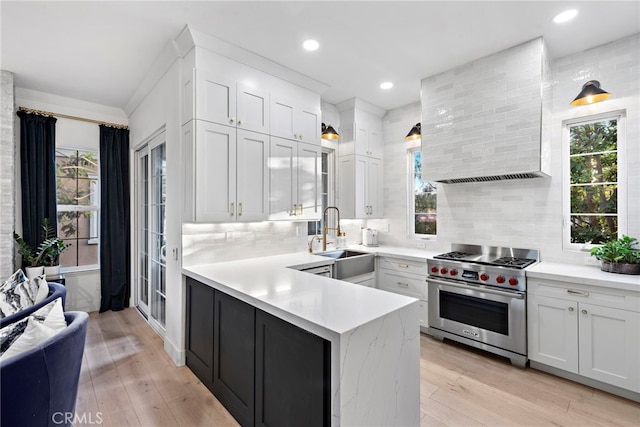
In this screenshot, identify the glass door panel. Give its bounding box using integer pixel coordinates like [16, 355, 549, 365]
[134, 133, 166, 333]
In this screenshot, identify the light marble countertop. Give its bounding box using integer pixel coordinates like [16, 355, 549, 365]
[527, 261, 640, 292]
[183, 252, 418, 336]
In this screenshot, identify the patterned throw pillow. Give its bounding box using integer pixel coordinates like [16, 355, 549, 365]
[0, 271, 48, 319]
[0, 297, 66, 360]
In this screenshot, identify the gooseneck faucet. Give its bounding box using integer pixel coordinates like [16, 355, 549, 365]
[322, 206, 341, 251]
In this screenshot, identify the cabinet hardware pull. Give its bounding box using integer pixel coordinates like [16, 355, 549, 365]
[297, 204, 303, 216]
[398, 263, 409, 268]
[568, 307, 574, 312]
[567, 289, 589, 297]
[397, 282, 409, 288]
[237, 119, 242, 125]
[581, 309, 588, 315]
[230, 202, 234, 216]
[230, 117, 235, 124]
[238, 202, 243, 216]
[299, 134, 303, 139]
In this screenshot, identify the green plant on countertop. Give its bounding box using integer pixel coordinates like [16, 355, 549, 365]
[590, 235, 640, 264]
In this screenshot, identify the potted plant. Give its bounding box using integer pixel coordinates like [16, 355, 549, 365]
[13, 218, 70, 279]
[13, 232, 43, 279]
[37, 218, 70, 279]
[590, 235, 640, 275]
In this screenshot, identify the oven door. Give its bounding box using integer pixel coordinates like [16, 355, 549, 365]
[428, 276, 526, 355]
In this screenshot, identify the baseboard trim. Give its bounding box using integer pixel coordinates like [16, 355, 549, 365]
[530, 361, 640, 402]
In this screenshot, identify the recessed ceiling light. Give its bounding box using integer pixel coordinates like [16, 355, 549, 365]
[380, 82, 394, 90]
[302, 39, 319, 51]
[553, 9, 578, 24]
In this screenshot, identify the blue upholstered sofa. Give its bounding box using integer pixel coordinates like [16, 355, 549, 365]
[0, 281, 67, 328]
[1, 311, 89, 427]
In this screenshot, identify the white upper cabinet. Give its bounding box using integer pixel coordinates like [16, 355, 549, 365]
[351, 123, 383, 158]
[338, 154, 383, 219]
[270, 94, 321, 145]
[184, 69, 269, 134]
[269, 137, 321, 220]
[183, 121, 268, 222]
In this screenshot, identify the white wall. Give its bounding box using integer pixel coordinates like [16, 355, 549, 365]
[376, 33, 640, 265]
[13, 88, 128, 312]
[128, 56, 183, 364]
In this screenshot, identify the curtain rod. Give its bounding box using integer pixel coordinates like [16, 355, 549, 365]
[18, 106, 129, 130]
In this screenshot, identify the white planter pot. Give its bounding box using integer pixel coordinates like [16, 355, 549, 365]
[44, 265, 61, 279]
[25, 266, 44, 280]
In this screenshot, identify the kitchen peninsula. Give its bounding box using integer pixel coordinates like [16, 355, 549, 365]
[183, 252, 420, 427]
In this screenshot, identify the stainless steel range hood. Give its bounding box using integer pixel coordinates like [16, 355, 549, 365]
[420, 37, 551, 184]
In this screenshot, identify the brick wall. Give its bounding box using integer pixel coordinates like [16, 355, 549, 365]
[0, 70, 15, 279]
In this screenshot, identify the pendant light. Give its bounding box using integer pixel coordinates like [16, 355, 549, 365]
[405, 122, 421, 141]
[321, 123, 339, 140]
[570, 80, 611, 106]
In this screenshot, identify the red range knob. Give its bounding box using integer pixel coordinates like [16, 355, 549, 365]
[496, 275, 505, 284]
[509, 278, 519, 286]
[431, 266, 438, 273]
[480, 273, 489, 281]
[450, 269, 458, 276]
[440, 268, 448, 274]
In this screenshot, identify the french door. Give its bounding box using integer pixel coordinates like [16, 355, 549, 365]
[135, 132, 166, 334]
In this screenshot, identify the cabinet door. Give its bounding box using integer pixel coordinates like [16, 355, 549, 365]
[195, 122, 237, 222]
[255, 310, 329, 427]
[185, 278, 215, 390]
[368, 128, 383, 159]
[579, 303, 640, 392]
[368, 158, 383, 218]
[297, 142, 321, 220]
[213, 291, 256, 427]
[237, 130, 269, 222]
[195, 69, 236, 127]
[354, 156, 369, 218]
[296, 104, 321, 145]
[237, 83, 269, 135]
[270, 95, 296, 140]
[527, 294, 579, 373]
[354, 123, 369, 156]
[337, 156, 356, 218]
[269, 137, 297, 220]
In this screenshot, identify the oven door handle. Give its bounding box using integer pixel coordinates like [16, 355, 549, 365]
[427, 276, 525, 300]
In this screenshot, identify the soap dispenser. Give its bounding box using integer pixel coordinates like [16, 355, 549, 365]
[336, 232, 347, 248]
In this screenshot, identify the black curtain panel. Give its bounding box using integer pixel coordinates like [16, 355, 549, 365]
[99, 125, 130, 312]
[16, 111, 58, 253]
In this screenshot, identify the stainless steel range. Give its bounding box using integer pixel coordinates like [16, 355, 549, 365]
[427, 244, 539, 367]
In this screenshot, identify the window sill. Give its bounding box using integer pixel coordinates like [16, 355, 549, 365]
[61, 265, 100, 275]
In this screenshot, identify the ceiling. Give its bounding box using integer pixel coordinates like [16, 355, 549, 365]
[2, 1, 639, 113]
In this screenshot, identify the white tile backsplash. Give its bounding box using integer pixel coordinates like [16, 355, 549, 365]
[378, 33, 639, 265]
[182, 34, 639, 267]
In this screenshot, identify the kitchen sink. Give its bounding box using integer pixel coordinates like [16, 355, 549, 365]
[317, 250, 375, 279]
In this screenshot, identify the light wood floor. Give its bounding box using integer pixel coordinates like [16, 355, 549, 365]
[76, 308, 640, 427]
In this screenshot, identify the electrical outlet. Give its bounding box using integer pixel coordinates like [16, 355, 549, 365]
[417, 241, 426, 249]
[383, 223, 390, 232]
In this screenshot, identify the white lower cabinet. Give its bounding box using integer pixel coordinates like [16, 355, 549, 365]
[528, 279, 640, 394]
[377, 256, 428, 332]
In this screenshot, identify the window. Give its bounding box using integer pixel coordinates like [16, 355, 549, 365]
[564, 112, 625, 249]
[55, 149, 100, 269]
[409, 147, 437, 238]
